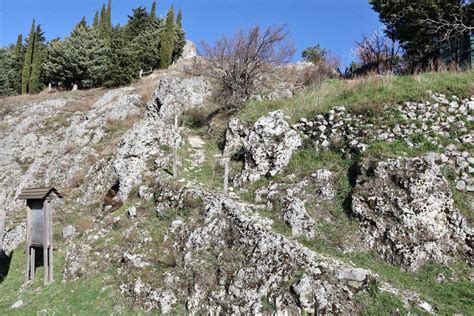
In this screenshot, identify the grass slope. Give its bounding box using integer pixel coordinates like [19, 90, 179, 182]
[239, 70, 474, 124]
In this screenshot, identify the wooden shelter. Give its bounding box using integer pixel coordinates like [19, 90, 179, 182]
[18, 187, 63, 285]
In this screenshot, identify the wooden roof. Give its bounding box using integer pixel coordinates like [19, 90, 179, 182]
[17, 187, 63, 200]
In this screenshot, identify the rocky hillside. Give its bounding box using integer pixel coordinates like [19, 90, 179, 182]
[0, 64, 473, 314]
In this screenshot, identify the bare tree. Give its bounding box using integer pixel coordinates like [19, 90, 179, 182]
[193, 25, 295, 110]
[354, 32, 402, 75]
[420, 4, 473, 43]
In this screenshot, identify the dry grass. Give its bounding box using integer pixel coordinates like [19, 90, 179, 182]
[70, 170, 86, 189]
[104, 115, 141, 134]
[239, 70, 474, 124]
[75, 215, 96, 235]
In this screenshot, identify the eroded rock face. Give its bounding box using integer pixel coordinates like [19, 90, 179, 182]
[226, 111, 302, 184]
[147, 77, 212, 123]
[282, 197, 315, 238]
[352, 154, 473, 271]
[116, 184, 374, 314]
[112, 118, 180, 200]
[0, 87, 142, 253]
[254, 170, 337, 239]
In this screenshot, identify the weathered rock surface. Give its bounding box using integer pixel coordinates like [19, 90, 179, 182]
[179, 40, 197, 60]
[117, 183, 375, 314]
[253, 169, 338, 239]
[112, 118, 180, 200]
[225, 111, 302, 184]
[0, 87, 142, 252]
[147, 77, 212, 123]
[352, 154, 473, 271]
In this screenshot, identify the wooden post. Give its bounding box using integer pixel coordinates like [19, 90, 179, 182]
[139, 69, 143, 79]
[222, 158, 230, 195]
[173, 115, 179, 179]
[25, 208, 31, 283]
[29, 247, 35, 280]
[48, 201, 53, 283]
[48, 83, 52, 93]
[43, 202, 49, 285]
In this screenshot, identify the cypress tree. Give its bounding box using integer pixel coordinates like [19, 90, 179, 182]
[29, 25, 45, 93]
[14, 34, 23, 56]
[150, 0, 156, 18]
[159, 6, 175, 69]
[107, 0, 112, 26]
[21, 20, 36, 94]
[93, 10, 99, 29]
[13, 34, 24, 94]
[173, 9, 186, 62]
[99, 4, 107, 37]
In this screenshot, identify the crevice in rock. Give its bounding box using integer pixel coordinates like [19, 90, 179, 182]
[103, 179, 122, 214]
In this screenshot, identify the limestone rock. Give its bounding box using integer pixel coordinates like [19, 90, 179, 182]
[352, 155, 473, 271]
[147, 77, 212, 123]
[232, 111, 302, 183]
[179, 40, 197, 60]
[62, 225, 76, 240]
[282, 197, 315, 238]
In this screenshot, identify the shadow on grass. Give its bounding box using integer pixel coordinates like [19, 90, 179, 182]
[0, 249, 12, 283]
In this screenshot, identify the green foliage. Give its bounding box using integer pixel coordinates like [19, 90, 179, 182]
[356, 291, 408, 315]
[173, 9, 186, 62]
[103, 27, 137, 87]
[159, 6, 175, 69]
[92, 10, 99, 29]
[125, 5, 161, 71]
[302, 44, 327, 64]
[21, 20, 45, 94]
[0, 47, 20, 96]
[21, 20, 35, 94]
[3, 2, 187, 91]
[150, 0, 157, 18]
[43, 22, 108, 89]
[369, 0, 474, 70]
[28, 25, 45, 94]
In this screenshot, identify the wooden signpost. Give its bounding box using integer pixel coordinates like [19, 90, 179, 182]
[18, 187, 63, 285]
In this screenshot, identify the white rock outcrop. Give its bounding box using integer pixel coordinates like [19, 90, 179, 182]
[225, 111, 302, 184]
[352, 154, 473, 271]
[147, 77, 212, 123]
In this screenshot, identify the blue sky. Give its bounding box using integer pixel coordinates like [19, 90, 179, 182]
[0, 0, 383, 67]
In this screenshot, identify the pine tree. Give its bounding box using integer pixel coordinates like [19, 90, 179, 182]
[173, 9, 186, 62]
[159, 6, 175, 69]
[93, 10, 99, 29]
[44, 21, 108, 89]
[150, 0, 156, 19]
[0, 47, 19, 96]
[21, 20, 36, 94]
[126, 6, 150, 38]
[104, 27, 137, 87]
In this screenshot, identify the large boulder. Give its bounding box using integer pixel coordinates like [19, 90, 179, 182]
[352, 154, 473, 271]
[146, 77, 212, 123]
[226, 111, 302, 184]
[179, 40, 197, 60]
